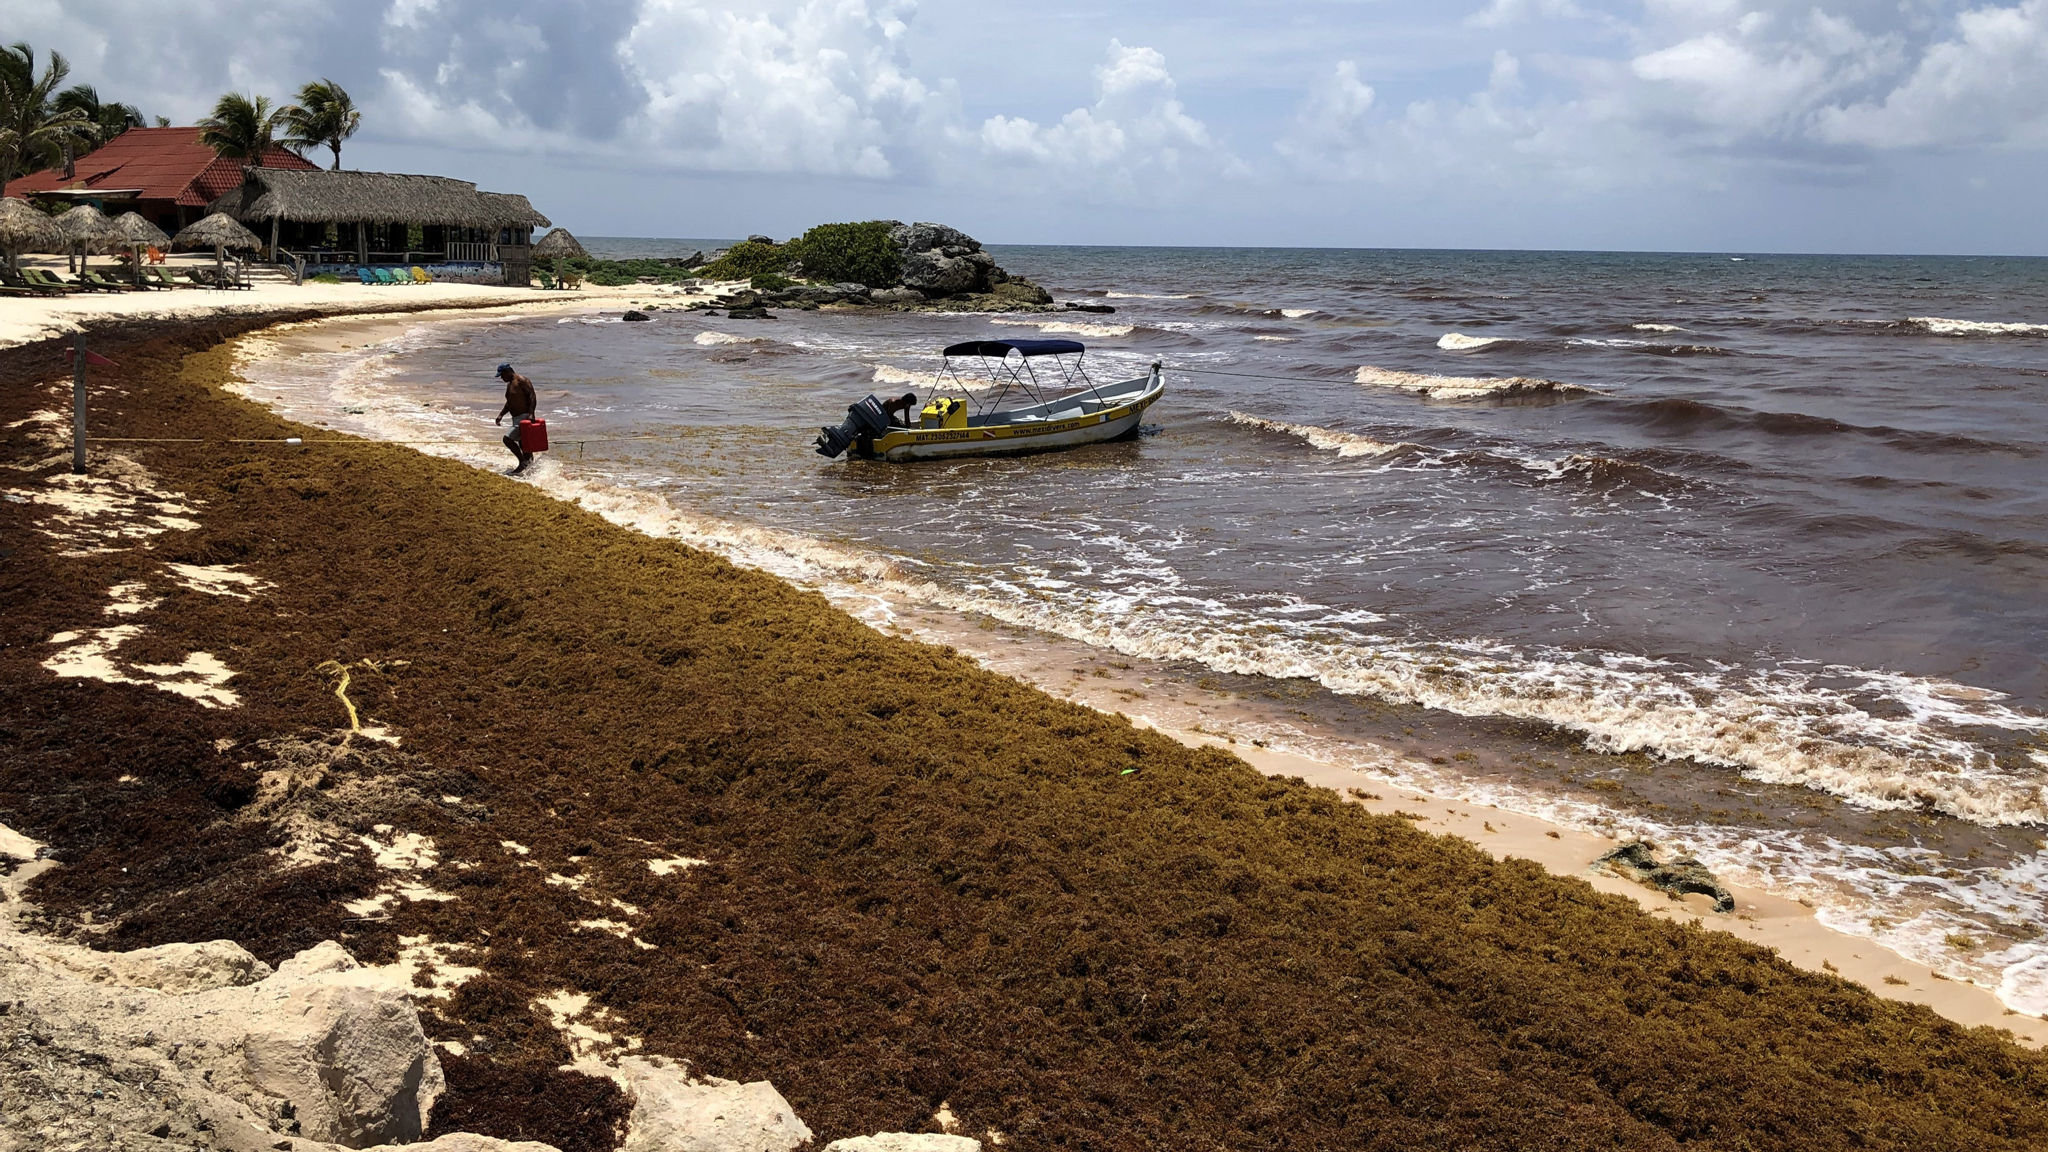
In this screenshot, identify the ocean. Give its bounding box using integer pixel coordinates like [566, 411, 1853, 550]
[239, 242, 2048, 1016]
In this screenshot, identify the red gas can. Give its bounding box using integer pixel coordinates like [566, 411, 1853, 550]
[518, 418, 549, 453]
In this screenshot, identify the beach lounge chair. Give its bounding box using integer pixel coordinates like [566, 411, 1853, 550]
[410, 266, 432, 284]
[537, 269, 557, 290]
[145, 267, 187, 290]
[2, 268, 63, 296]
[356, 268, 378, 286]
[176, 268, 220, 288]
[25, 269, 87, 293]
[146, 246, 165, 265]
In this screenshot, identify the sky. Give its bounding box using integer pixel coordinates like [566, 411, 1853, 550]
[14, 0, 2048, 253]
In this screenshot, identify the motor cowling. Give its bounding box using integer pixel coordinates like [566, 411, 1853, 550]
[815, 394, 892, 458]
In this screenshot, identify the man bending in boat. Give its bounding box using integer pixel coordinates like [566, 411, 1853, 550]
[882, 391, 919, 427]
[494, 363, 539, 474]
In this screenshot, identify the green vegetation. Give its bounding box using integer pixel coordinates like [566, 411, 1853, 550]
[557, 256, 699, 287]
[197, 92, 284, 159]
[1, 318, 2044, 1152]
[695, 238, 790, 281]
[785, 220, 901, 287]
[308, 272, 343, 284]
[280, 79, 361, 171]
[0, 44, 103, 186]
[748, 272, 793, 292]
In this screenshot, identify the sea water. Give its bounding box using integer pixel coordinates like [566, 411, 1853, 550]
[239, 244, 2048, 1015]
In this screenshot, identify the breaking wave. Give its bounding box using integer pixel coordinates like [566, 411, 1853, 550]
[1356, 366, 1595, 400]
[694, 331, 765, 346]
[1906, 317, 2048, 337]
[1438, 332, 1510, 351]
[1226, 412, 1416, 458]
[992, 318, 1136, 338]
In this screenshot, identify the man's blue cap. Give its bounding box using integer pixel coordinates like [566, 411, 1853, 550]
[496, 363, 513, 375]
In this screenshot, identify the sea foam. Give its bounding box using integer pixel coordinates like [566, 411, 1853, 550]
[694, 331, 764, 346]
[993, 318, 1136, 338]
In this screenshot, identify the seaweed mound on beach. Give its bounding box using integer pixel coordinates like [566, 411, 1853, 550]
[2, 318, 2047, 1152]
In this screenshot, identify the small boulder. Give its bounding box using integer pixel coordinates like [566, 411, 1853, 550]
[1593, 841, 1735, 913]
[868, 287, 924, 307]
[1062, 301, 1115, 314]
[613, 1057, 811, 1152]
[823, 1137, 982, 1152]
[727, 306, 774, 320]
[363, 1136, 561, 1152]
[746, 234, 776, 246]
[902, 249, 996, 298]
[623, 311, 651, 322]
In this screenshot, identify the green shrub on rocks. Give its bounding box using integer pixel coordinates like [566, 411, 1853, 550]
[696, 240, 790, 281]
[749, 272, 793, 292]
[785, 221, 901, 288]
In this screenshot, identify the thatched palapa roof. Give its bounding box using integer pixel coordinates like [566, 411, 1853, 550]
[111, 211, 171, 248]
[532, 228, 588, 259]
[0, 198, 64, 256]
[214, 168, 551, 230]
[174, 212, 263, 252]
[55, 204, 122, 250]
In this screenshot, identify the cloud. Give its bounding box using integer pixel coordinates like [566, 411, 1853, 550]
[975, 40, 1230, 195]
[1465, 0, 1589, 30]
[1816, 0, 2048, 148]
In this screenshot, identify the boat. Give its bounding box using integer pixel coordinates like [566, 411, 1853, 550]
[814, 338, 1164, 461]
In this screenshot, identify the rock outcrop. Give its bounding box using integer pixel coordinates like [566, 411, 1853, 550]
[1593, 841, 1735, 913]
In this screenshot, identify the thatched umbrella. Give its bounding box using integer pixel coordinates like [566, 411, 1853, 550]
[533, 229, 588, 287]
[110, 212, 171, 286]
[533, 229, 587, 260]
[0, 198, 63, 272]
[174, 212, 263, 284]
[56, 204, 122, 275]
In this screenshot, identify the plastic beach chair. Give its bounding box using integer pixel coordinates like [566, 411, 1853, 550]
[357, 268, 378, 286]
[410, 266, 432, 284]
[3, 268, 62, 296]
[145, 267, 185, 290]
[25, 269, 83, 293]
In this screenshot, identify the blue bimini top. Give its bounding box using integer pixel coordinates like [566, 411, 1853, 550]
[941, 338, 1085, 358]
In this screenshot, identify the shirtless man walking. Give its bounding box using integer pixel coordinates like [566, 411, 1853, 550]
[493, 363, 538, 474]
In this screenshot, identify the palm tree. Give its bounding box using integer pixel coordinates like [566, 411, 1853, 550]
[281, 79, 361, 170]
[0, 43, 98, 186]
[55, 84, 146, 144]
[198, 92, 288, 160]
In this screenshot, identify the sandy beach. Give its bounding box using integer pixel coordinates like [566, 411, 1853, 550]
[4, 300, 2046, 1150]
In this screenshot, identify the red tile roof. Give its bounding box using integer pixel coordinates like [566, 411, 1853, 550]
[4, 126, 318, 207]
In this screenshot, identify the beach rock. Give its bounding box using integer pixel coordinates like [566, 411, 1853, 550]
[1063, 301, 1116, 314]
[889, 222, 980, 257]
[868, 287, 924, 306]
[611, 1057, 812, 1152]
[1594, 841, 1735, 913]
[34, 937, 275, 994]
[831, 282, 869, 297]
[902, 249, 997, 298]
[746, 234, 776, 246]
[623, 311, 651, 322]
[990, 279, 1052, 306]
[823, 1137, 982, 1152]
[727, 306, 774, 320]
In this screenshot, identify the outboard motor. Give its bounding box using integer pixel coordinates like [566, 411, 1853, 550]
[815, 394, 892, 458]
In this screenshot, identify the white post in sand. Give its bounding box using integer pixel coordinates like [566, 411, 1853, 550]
[71, 333, 87, 475]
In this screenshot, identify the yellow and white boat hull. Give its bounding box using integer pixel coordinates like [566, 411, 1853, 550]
[860, 371, 1164, 462]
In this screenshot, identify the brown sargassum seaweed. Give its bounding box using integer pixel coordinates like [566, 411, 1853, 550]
[2, 316, 2045, 1152]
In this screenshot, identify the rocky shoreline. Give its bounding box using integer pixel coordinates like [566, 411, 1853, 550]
[3, 314, 2047, 1152]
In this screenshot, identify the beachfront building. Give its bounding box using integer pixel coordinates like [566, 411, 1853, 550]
[2, 126, 318, 233]
[209, 168, 549, 286]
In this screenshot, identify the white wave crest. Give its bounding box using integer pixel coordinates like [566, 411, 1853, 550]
[1907, 316, 2048, 337]
[1253, 335, 1294, 342]
[1226, 412, 1412, 458]
[1355, 365, 1592, 400]
[1438, 332, 1508, 351]
[1280, 308, 1317, 319]
[694, 331, 764, 346]
[1104, 291, 1191, 300]
[991, 318, 1136, 338]
[1632, 323, 1691, 333]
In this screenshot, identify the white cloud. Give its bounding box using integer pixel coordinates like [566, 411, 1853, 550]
[1817, 0, 2048, 148]
[1466, 0, 1589, 30]
[975, 40, 1230, 195]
